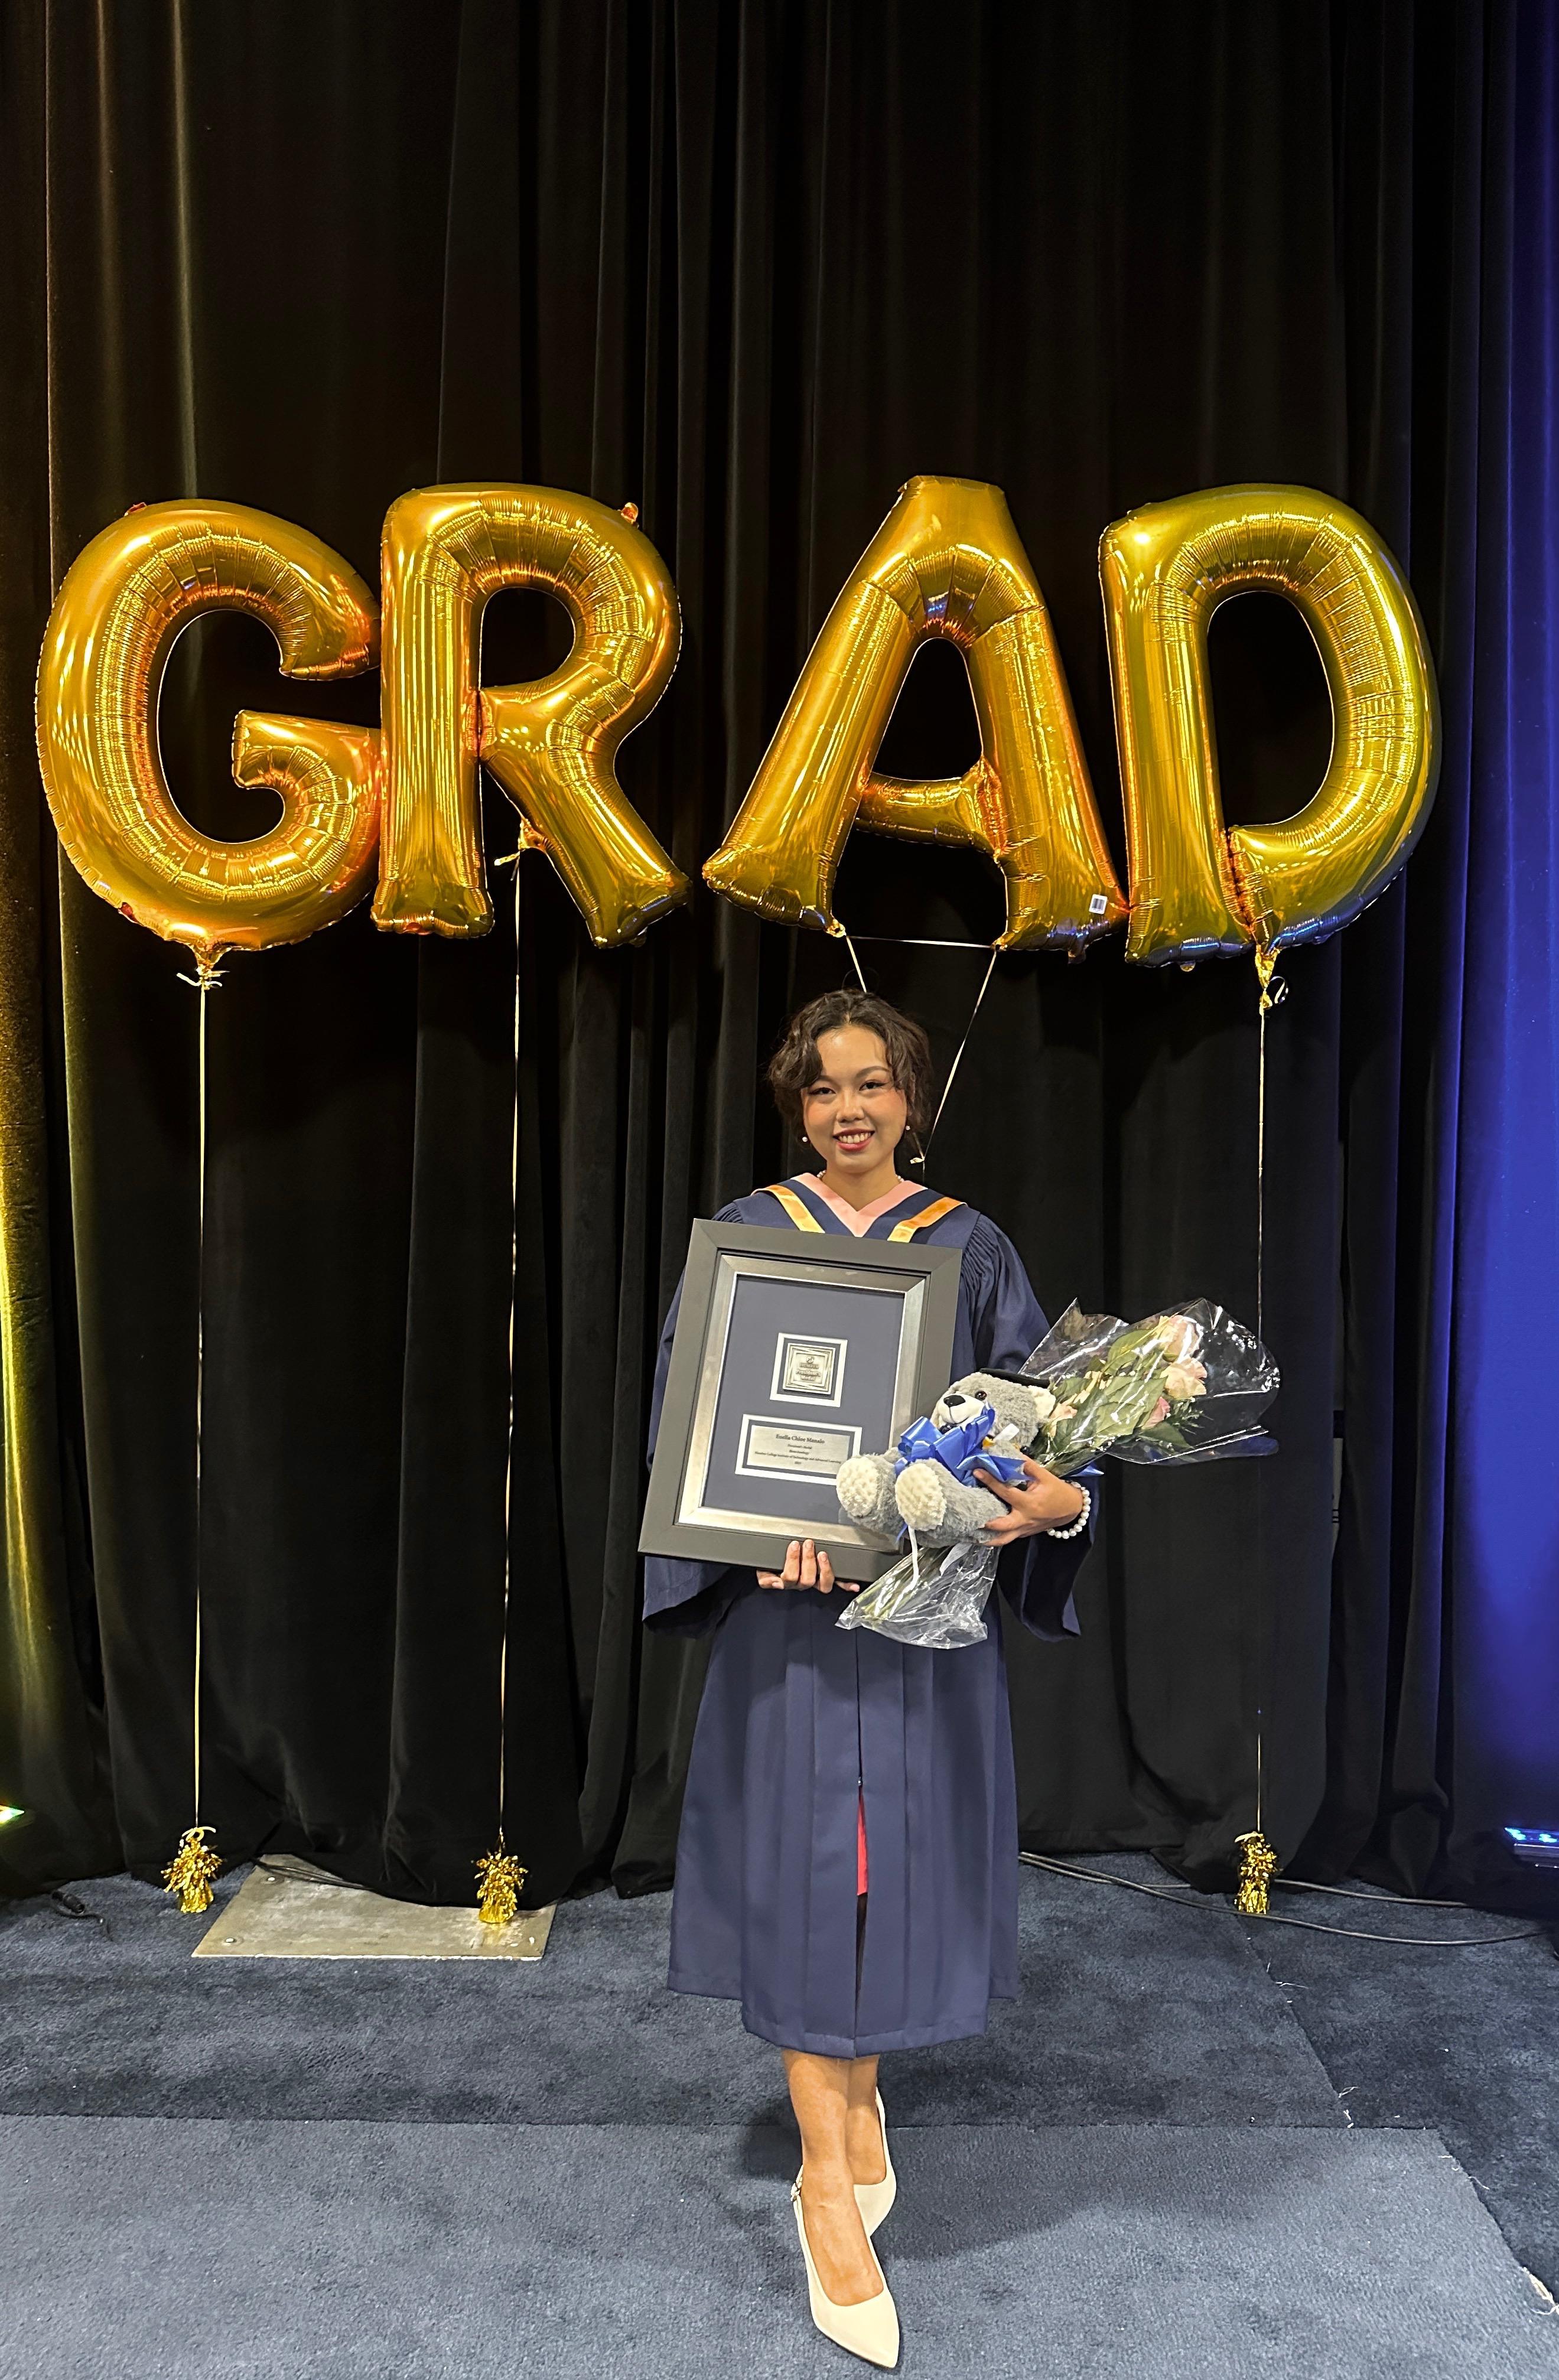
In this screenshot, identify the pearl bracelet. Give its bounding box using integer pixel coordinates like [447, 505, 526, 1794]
[1046, 1482, 1091, 1541]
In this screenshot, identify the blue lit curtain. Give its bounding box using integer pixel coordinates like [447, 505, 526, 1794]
[1443, 4, 1559, 1855]
[1307, 0, 1559, 1894]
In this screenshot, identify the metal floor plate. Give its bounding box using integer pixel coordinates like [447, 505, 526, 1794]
[194, 1856, 556, 1961]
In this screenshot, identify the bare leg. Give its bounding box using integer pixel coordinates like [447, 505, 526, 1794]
[845, 2054, 886, 2184]
[783, 2050, 883, 2304]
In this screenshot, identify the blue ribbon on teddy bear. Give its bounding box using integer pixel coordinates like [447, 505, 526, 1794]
[893, 1404, 1029, 1492]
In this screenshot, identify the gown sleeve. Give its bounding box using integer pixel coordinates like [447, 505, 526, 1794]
[641, 1224, 754, 1639]
[968, 1217, 1098, 1645]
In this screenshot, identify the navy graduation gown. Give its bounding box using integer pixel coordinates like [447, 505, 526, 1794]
[643, 1180, 1094, 2057]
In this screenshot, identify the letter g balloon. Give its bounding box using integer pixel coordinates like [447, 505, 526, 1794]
[37, 501, 382, 964]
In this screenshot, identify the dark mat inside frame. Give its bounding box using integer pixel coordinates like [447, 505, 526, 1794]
[3, 2117, 1555, 2380]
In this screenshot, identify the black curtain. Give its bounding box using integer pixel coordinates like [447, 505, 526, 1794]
[0, 0, 1530, 1906]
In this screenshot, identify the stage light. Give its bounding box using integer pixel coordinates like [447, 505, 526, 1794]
[1505, 1827, 1559, 1867]
[0, 1806, 23, 1826]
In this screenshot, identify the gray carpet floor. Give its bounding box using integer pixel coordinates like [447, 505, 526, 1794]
[1239, 1880, 1559, 2296]
[0, 1862, 1341, 2128]
[4, 1858, 1557, 2377]
[4, 2118, 1557, 2379]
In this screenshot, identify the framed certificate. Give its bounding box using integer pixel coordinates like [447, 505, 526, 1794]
[639, 1220, 962, 1581]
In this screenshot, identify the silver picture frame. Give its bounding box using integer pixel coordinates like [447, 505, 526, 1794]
[639, 1220, 962, 1582]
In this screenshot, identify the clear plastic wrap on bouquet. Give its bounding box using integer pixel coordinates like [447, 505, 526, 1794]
[1016, 1297, 1279, 1473]
[835, 1537, 1000, 1650]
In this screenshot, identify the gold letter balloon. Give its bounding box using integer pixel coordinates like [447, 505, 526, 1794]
[36, 502, 382, 961]
[704, 476, 1126, 952]
[373, 484, 686, 949]
[1099, 485, 1439, 966]
[38, 479, 1441, 973]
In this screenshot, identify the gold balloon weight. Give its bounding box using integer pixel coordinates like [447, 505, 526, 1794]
[163, 1825, 222, 1916]
[476, 1837, 528, 1927]
[1234, 1830, 1279, 1917]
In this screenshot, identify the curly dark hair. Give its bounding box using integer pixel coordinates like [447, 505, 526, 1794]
[766, 990, 933, 1145]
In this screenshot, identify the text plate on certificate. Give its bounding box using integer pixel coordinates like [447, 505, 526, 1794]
[737, 1416, 861, 1484]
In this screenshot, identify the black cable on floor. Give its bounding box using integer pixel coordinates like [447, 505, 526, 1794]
[48, 1889, 110, 1937]
[1271, 1877, 1480, 1908]
[1019, 1851, 1545, 1948]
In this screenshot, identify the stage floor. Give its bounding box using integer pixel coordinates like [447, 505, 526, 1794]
[2, 1858, 1556, 2376]
[5, 2115, 1556, 2379]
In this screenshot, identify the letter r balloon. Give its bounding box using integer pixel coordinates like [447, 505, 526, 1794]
[373, 485, 687, 949]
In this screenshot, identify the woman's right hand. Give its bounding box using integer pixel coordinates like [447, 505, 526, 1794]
[757, 1539, 860, 1594]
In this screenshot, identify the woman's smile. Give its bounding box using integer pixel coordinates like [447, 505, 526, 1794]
[799, 1022, 911, 1206]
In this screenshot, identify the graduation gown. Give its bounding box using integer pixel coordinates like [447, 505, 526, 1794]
[643, 1178, 1094, 2057]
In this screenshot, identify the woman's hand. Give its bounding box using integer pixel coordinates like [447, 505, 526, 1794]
[757, 1539, 860, 1594]
[975, 1457, 1087, 1543]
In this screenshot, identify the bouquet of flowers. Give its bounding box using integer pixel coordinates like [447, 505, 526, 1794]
[835, 1297, 1278, 1650]
[1021, 1298, 1278, 1474]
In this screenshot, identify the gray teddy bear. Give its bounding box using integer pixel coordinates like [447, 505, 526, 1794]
[836, 1372, 1058, 1548]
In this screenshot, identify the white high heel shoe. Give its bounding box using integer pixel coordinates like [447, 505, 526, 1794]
[853, 2091, 897, 2235]
[790, 2176, 900, 2369]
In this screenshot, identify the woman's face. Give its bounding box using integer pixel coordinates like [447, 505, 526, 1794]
[802, 1025, 908, 1174]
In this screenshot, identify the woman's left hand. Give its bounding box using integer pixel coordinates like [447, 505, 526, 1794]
[975, 1457, 1087, 1542]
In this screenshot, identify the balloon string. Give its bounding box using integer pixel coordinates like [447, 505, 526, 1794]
[194, 980, 206, 1824]
[1257, 997, 1267, 1350]
[1251, 947, 1284, 1841]
[496, 862, 523, 1840]
[177, 953, 224, 1822]
[1252, 948, 1285, 1350]
[841, 927, 998, 1169]
[923, 948, 998, 1161]
[845, 934, 994, 950]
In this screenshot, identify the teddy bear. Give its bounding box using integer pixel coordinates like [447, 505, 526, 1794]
[836, 1370, 1059, 1549]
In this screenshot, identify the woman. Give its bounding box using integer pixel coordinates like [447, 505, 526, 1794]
[643, 991, 1093, 2368]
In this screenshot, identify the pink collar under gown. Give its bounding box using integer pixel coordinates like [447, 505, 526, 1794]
[641, 1177, 1098, 2057]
